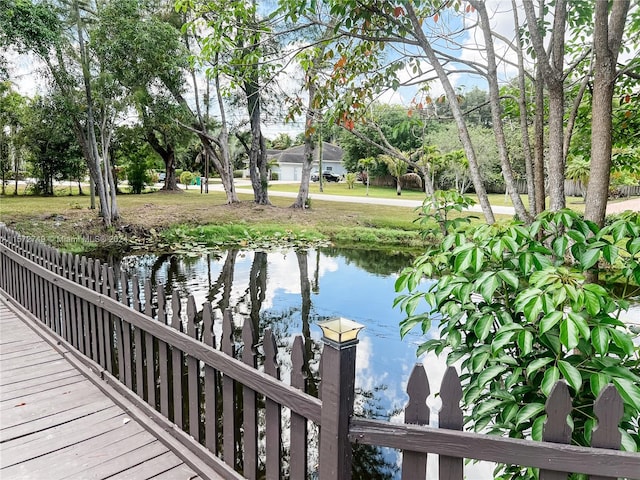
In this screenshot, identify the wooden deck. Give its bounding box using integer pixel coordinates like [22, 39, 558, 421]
[0, 299, 204, 480]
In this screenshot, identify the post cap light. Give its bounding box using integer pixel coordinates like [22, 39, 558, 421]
[319, 317, 364, 346]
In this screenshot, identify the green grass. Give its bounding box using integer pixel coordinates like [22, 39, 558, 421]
[0, 186, 509, 253]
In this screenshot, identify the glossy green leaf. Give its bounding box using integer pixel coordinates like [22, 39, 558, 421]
[473, 314, 494, 342]
[602, 244, 618, 264]
[477, 365, 507, 387]
[539, 311, 563, 335]
[516, 403, 545, 427]
[612, 378, 640, 411]
[591, 327, 609, 355]
[497, 270, 519, 290]
[541, 366, 560, 396]
[527, 357, 553, 376]
[552, 236, 568, 258]
[567, 312, 590, 341]
[531, 415, 546, 441]
[620, 430, 638, 453]
[560, 318, 579, 350]
[627, 236, 640, 255]
[492, 330, 516, 353]
[557, 360, 582, 392]
[589, 372, 608, 397]
[579, 248, 600, 270]
[454, 248, 473, 272]
[517, 330, 533, 356]
[471, 350, 490, 373]
[609, 328, 635, 356]
[583, 289, 601, 316]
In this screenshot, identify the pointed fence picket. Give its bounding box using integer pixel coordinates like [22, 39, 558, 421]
[0, 225, 638, 480]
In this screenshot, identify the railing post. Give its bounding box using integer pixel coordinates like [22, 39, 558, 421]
[318, 318, 364, 480]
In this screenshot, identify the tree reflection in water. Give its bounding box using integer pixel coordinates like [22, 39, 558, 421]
[120, 247, 404, 479]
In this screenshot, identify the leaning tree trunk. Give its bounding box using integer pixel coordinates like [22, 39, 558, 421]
[406, 4, 495, 224]
[585, 0, 630, 227]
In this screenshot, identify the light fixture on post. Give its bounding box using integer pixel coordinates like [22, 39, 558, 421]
[318, 317, 364, 480]
[318, 317, 364, 348]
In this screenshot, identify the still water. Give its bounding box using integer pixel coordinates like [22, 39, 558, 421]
[118, 247, 638, 479]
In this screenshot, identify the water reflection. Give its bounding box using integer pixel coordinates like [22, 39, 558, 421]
[120, 247, 422, 478]
[117, 246, 639, 479]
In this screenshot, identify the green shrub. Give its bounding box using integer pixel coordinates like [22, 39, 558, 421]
[345, 172, 357, 189]
[127, 158, 151, 194]
[233, 170, 244, 178]
[396, 199, 640, 479]
[179, 171, 194, 189]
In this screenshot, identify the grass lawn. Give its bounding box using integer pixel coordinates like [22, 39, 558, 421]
[3, 186, 499, 252]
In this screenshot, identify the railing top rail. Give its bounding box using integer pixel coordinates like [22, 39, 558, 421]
[349, 418, 640, 479]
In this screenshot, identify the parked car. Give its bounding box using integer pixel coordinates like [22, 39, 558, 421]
[310, 170, 341, 182]
[158, 172, 166, 182]
[322, 171, 341, 182]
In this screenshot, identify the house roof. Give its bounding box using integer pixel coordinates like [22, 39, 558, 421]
[267, 142, 343, 164]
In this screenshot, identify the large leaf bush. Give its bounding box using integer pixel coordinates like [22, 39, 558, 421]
[395, 192, 640, 478]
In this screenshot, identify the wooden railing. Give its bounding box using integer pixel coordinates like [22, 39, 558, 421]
[1, 225, 639, 480]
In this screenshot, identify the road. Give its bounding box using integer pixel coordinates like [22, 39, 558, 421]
[232, 181, 640, 216]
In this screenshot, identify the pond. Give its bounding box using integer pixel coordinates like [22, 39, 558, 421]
[118, 247, 639, 479]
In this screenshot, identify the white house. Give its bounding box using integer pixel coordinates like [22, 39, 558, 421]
[267, 142, 346, 181]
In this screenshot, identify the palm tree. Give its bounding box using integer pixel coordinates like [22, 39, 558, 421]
[380, 154, 408, 196]
[358, 156, 377, 196]
[566, 155, 591, 201]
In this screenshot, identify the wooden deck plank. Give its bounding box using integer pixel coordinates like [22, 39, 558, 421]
[0, 374, 85, 402]
[0, 343, 52, 360]
[100, 451, 184, 480]
[0, 339, 47, 354]
[0, 368, 80, 398]
[0, 380, 107, 415]
[0, 298, 221, 480]
[0, 361, 76, 387]
[61, 441, 170, 480]
[0, 397, 114, 443]
[1, 428, 153, 478]
[1, 407, 123, 464]
[0, 354, 68, 375]
[148, 464, 202, 479]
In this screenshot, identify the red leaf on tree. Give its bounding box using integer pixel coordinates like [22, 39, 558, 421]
[433, 13, 439, 23]
[393, 6, 404, 17]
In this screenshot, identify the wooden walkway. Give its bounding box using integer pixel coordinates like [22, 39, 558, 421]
[0, 299, 204, 480]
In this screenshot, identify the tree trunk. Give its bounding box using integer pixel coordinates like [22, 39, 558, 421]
[292, 73, 317, 208]
[76, 1, 113, 226]
[511, 0, 536, 217]
[473, 0, 531, 222]
[524, 0, 567, 212]
[406, 5, 495, 224]
[585, 0, 630, 227]
[245, 75, 270, 206]
[146, 133, 179, 191]
[534, 64, 546, 215]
